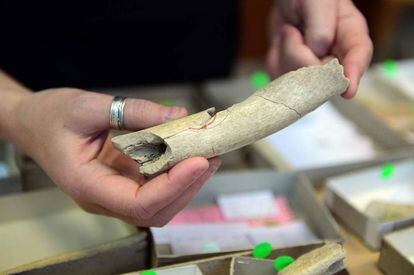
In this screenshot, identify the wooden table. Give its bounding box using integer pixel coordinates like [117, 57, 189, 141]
[316, 188, 383, 275]
[341, 224, 382, 275]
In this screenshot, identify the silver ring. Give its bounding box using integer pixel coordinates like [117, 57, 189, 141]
[109, 96, 127, 130]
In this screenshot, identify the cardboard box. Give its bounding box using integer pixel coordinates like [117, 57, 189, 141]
[253, 95, 414, 183]
[325, 159, 414, 250]
[378, 226, 414, 275]
[14, 155, 55, 191]
[371, 59, 414, 101]
[201, 78, 414, 184]
[354, 68, 414, 145]
[0, 141, 21, 195]
[151, 170, 342, 266]
[130, 242, 349, 275]
[0, 187, 150, 274]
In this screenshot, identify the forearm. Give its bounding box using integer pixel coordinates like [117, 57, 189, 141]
[0, 70, 32, 140]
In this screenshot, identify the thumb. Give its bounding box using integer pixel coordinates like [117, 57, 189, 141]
[122, 97, 187, 130]
[68, 92, 188, 135]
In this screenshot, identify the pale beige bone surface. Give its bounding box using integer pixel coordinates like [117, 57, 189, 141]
[279, 242, 346, 275]
[365, 200, 414, 222]
[112, 59, 349, 175]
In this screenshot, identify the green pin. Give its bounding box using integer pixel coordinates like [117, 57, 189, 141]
[140, 270, 157, 275]
[381, 163, 395, 180]
[274, 255, 295, 271]
[253, 242, 272, 259]
[383, 60, 397, 78]
[250, 71, 270, 90]
[159, 99, 173, 106]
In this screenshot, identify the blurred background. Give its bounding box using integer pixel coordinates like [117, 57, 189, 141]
[2, 0, 414, 89]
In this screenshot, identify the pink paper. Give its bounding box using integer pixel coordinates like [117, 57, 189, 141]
[247, 196, 294, 226]
[169, 205, 224, 225]
[169, 196, 293, 226]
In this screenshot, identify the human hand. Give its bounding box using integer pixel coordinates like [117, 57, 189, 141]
[267, 0, 373, 98]
[11, 89, 220, 226]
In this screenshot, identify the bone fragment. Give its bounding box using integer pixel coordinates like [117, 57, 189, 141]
[279, 242, 346, 275]
[112, 59, 349, 175]
[365, 200, 414, 222]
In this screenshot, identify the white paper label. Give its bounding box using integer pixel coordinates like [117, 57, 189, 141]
[217, 190, 279, 220]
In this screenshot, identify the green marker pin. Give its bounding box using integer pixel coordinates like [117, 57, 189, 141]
[251, 71, 270, 90]
[140, 270, 157, 275]
[381, 163, 395, 180]
[383, 60, 397, 79]
[253, 242, 272, 259]
[159, 99, 173, 106]
[274, 255, 295, 271]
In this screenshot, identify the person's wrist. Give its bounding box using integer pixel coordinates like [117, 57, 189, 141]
[0, 88, 32, 143]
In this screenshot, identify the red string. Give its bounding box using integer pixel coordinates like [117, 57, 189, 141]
[189, 114, 218, 130]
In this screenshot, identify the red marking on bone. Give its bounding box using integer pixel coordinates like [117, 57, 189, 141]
[189, 114, 217, 130]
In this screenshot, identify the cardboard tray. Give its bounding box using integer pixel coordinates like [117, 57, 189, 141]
[0, 141, 22, 195]
[325, 159, 414, 250]
[371, 59, 414, 101]
[151, 170, 342, 266]
[0, 187, 150, 274]
[353, 68, 414, 145]
[378, 226, 414, 275]
[201, 77, 414, 185]
[247, 96, 414, 184]
[14, 154, 55, 191]
[130, 242, 349, 275]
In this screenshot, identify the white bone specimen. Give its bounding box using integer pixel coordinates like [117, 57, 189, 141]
[112, 59, 349, 175]
[365, 200, 414, 222]
[279, 242, 346, 275]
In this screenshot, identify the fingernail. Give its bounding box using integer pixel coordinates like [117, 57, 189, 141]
[208, 158, 221, 174]
[309, 39, 330, 58]
[193, 166, 208, 181]
[208, 164, 220, 176]
[163, 106, 186, 122]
